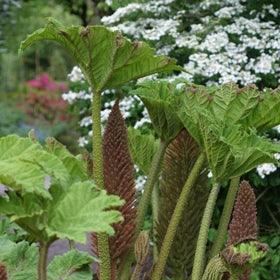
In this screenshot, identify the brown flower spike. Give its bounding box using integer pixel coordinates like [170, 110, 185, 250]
[91, 99, 137, 279]
[226, 180, 257, 247]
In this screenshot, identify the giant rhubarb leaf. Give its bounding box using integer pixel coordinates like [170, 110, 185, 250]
[131, 80, 184, 140]
[0, 134, 124, 245]
[19, 18, 184, 93]
[177, 83, 280, 180]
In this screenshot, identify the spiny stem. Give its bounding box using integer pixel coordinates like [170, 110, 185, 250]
[118, 139, 169, 280]
[209, 177, 240, 258]
[151, 152, 206, 280]
[192, 181, 221, 280]
[38, 242, 49, 280]
[91, 88, 110, 280]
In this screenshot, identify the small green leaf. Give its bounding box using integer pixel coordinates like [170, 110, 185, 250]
[19, 18, 184, 93]
[272, 255, 280, 266]
[127, 127, 159, 175]
[270, 236, 280, 247]
[47, 249, 97, 280]
[46, 181, 124, 243]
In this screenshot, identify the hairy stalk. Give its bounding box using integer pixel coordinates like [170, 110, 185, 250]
[210, 177, 240, 258]
[151, 152, 206, 280]
[118, 139, 169, 280]
[91, 88, 110, 280]
[192, 181, 221, 280]
[137, 139, 170, 234]
[152, 183, 159, 262]
[38, 242, 49, 280]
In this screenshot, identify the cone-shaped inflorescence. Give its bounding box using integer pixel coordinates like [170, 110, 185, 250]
[226, 180, 257, 247]
[91, 99, 137, 279]
[221, 181, 265, 280]
[0, 263, 7, 280]
[155, 129, 209, 278]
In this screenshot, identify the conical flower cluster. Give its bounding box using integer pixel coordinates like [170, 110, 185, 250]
[221, 181, 260, 280]
[91, 99, 137, 278]
[155, 129, 209, 278]
[226, 180, 257, 247]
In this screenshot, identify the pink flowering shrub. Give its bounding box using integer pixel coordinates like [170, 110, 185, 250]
[24, 73, 68, 122]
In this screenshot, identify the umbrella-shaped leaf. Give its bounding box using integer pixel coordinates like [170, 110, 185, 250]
[46, 181, 124, 243]
[0, 135, 69, 199]
[131, 80, 183, 140]
[47, 249, 97, 280]
[127, 127, 159, 175]
[19, 18, 184, 93]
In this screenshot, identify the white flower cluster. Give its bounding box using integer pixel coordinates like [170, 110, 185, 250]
[101, 0, 280, 86]
[67, 66, 85, 83]
[256, 153, 280, 178]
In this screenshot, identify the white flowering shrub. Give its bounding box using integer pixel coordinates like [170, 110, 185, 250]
[102, 0, 280, 89]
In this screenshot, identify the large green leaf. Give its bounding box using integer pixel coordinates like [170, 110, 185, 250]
[177, 82, 280, 180]
[0, 237, 38, 279]
[47, 249, 97, 280]
[46, 181, 124, 243]
[0, 135, 69, 199]
[127, 127, 159, 175]
[131, 80, 183, 140]
[19, 18, 184, 93]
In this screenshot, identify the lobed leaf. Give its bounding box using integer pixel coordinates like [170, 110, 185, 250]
[0, 237, 38, 279]
[0, 135, 69, 199]
[47, 249, 97, 280]
[46, 181, 124, 243]
[19, 18, 184, 93]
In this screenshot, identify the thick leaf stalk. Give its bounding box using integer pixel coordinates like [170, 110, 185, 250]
[210, 176, 240, 258]
[91, 89, 111, 280]
[192, 181, 221, 280]
[155, 130, 209, 278]
[91, 100, 137, 279]
[38, 242, 49, 280]
[151, 152, 206, 280]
